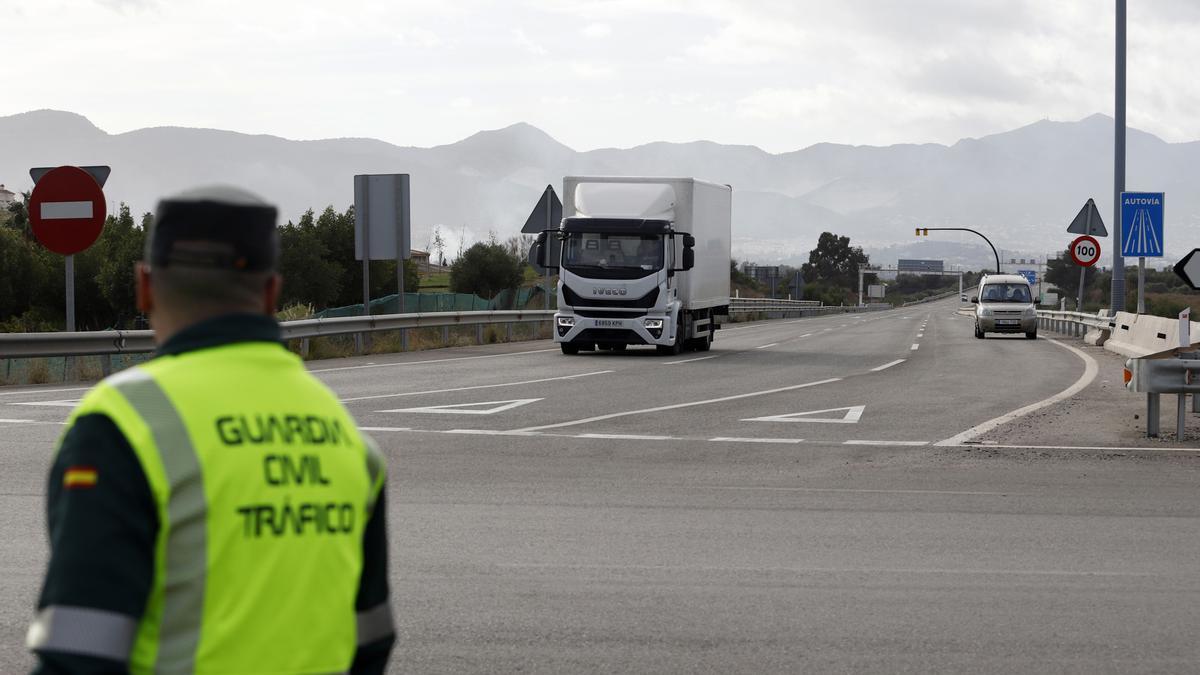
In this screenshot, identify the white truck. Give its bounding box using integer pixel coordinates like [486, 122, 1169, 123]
[530, 176, 732, 355]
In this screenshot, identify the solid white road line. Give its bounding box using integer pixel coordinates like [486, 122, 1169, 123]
[0, 386, 91, 398]
[494, 563, 1147, 577]
[910, 343, 920, 351]
[310, 348, 559, 373]
[0, 418, 36, 424]
[936, 338, 1099, 446]
[358, 426, 412, 432]
[870, 359, 906, 372]
[578, 433, 674, 440]
[843, 440, 928, 446]
[663, 355, 722, 365]
[512, 377, 842, 432]
[756, 343, 778, 349]
[708, 437, 804, 444]
[686, 486, 1017, 497]
[340, 370, 612, 401]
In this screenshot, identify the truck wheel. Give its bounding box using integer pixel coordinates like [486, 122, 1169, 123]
[560, 343, 580, 355]
[695, 332, 712, 352]
[656, 336, 683, 356]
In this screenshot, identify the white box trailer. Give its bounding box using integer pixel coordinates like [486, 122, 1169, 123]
[530, 176, 732, 355]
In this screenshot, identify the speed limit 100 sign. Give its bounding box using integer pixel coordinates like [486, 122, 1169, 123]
[1069, 235, 1102, 267]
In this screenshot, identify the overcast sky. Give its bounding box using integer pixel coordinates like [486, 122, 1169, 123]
[5, 0, 1200, 152]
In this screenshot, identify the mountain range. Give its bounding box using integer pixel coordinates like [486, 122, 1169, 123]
[2, 109, 1195, 268]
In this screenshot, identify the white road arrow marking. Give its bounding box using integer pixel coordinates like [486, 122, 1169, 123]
[378, 398, 542, 415]
[743, 405, 865, 424]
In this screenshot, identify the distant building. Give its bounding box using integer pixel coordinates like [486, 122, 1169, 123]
[0, 184, 16, 209]
[897, 259, 944, 273]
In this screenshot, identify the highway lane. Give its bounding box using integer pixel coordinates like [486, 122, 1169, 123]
[2, 298, 1199, 673]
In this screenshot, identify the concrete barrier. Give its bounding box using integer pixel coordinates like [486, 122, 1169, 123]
[1104, 311, 1200, 358]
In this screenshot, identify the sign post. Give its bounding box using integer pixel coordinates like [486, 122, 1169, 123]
[28, 165, 110, 332]
[521, 185, 563, 312]
[354, 174, 411, 351]
[1120, 191, 1164, 314]
[1066, 199, 1107, 311]
[1069, 235, 1102, 311]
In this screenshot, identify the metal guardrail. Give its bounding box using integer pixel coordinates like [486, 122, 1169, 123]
[0, 310, 556, 358]
[1, 298, 893, 360]
[1035, 310, 1112, 339]
[902, 290, 960, 306]
[1125, 351, 1200, 438]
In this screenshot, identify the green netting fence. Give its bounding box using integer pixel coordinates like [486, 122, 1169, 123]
[315, 286, 554, 318]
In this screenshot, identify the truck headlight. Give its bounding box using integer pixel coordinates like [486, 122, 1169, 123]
[556, 316, 575, 337]
[643, 318, 664, 339]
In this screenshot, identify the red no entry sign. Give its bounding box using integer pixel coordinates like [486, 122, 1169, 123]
[1069, 235, 1101, 267]
[29, 166, 107, 255]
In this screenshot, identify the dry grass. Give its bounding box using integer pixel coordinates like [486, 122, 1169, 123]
[27, 359, 51, 385]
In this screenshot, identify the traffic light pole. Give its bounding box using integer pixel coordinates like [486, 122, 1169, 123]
[916, 227, 1000, 274]
[1111, 0, 1127, 312]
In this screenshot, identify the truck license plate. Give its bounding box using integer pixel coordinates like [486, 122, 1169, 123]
[594, 319, 626, 328]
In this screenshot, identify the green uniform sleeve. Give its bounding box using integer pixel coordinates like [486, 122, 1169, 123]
[30, 413, 158, 674]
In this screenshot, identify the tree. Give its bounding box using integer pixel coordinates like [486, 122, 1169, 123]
[430, 226, 447, 266]
[450, 242, 522, 299]
[800, 232, 873, 290]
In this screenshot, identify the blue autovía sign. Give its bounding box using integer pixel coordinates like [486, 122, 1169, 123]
[1016, 270, 1037, 285]
[1121, 192, 1164, 257]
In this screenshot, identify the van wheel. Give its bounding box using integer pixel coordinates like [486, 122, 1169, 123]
[974, 323, 985, 339]
[560, 343, 580, 355]
[1025, 331, 1037, 340]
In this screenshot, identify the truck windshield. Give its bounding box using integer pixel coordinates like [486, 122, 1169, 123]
[980, 283, 1032, 303]
[563, 234, 663, 275]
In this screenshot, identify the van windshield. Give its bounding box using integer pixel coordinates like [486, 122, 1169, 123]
[980, 283, 1032, 303]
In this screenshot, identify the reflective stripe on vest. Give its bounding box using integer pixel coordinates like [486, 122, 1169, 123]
[110, 369, 206, 673]
[356, 601, 394, 646]
[27, 605, 138, 662]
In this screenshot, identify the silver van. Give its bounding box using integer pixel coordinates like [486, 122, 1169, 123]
[972, 274, 1037, 339]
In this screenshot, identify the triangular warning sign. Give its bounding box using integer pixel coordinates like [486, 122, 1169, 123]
[379, 398, 542, 415]
[521, 185, 563, 234]
[742, 405, 865, 424]
[1066, 198, 1107, 237]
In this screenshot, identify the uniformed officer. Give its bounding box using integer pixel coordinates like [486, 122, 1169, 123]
[27, 186, 394, 674]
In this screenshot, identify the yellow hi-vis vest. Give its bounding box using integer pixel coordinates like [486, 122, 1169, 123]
[45, 341, 387, 674]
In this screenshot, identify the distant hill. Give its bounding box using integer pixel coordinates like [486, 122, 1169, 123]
[2, 110, 1195, 268]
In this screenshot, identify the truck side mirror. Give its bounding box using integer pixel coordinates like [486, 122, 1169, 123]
[681, 248, 695, 271]
[683, 234, 696, 248]
[528, 232, 559, 272]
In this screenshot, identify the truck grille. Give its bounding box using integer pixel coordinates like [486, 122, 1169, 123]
[563, 286, 659, 309]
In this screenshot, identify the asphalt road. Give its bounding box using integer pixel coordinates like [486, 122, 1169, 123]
[2, 298, 1199, 673]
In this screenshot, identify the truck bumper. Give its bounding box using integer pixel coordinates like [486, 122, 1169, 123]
[554, 311, 675, 346]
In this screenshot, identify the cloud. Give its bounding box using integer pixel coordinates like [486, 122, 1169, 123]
[512, 27, 548, 56]
[581, 22, 610, 38]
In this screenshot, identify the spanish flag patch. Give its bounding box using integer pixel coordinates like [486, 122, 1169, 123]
[63, 466, 98, 489]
